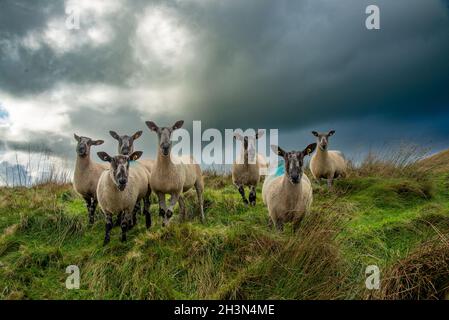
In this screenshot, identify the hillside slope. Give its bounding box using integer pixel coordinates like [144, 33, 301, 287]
[419, 148, 449, 173]
[1, 160, 449, 299]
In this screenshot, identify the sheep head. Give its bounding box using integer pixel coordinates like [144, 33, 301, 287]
[312, 130, 335, 151]
[97, 151, 143, 191]
[271, 143, 317, 185]
[73, 134, 104, 158]
[109, 130, 143, 156]
[145, 120, 184, 157]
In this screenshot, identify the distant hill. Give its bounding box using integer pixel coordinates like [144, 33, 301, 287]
[419, 149, 449, 173]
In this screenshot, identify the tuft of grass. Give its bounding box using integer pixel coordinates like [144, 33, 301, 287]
[368, 236, 449, 300]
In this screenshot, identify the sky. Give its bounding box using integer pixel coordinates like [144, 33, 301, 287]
[0, 0, 449, 184]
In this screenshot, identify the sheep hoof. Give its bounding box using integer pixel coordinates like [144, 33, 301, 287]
[166, 210, 173, 219]
[145, 214, 152, 229]
[243, 199, 249, 205]
[103, 237, 110, 246]
[121, 234, 127, 242]
[158, 208, 165, 217]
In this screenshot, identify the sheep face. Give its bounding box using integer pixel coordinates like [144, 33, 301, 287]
[312, 130, 335, 151]
[73, 134, 104, 158]
[145, 120, 184, 157]
[110, 130, 143, 156]
[97, 151, 143, 191]
[234, 130, 265, 162]
[271, 143, 317, 185]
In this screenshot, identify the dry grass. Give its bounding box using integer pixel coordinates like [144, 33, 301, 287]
[368, 234, 449, 300]
[347, 143, 431, 179]
[418, 148, 449, 173]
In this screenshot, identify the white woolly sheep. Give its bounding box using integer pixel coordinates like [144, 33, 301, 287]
[96, 151, 151, 244]
[232, 130, 268, 205]
[262, 143, 317, 230]
[72, 134, 107, 224]
[309, 130, 347, 188]
[145, 120, 204, 226]
[109, 130, 154, 225]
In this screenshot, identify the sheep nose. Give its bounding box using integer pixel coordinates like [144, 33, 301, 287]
[118, 178, 127, 185]
[121, 148, 129, 155]
[291, 175, 299, 183]
[161, 143, 170, 155]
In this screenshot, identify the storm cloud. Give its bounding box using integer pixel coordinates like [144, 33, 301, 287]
[0, 0, 449, 169]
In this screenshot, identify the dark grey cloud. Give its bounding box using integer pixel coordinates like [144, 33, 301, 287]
[3, 131, 73, 157]
[0, 0, 448, 162]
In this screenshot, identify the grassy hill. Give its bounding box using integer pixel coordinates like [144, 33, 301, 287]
[1, 149, 449, 300]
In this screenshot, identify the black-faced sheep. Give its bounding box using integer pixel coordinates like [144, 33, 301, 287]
[262, 143, 317, 231]
[109, 130, 154, 226]
[96, 151, 151, 245]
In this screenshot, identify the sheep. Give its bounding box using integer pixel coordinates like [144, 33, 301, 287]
[109, 130, 155, 172]
[309, 130, 347, 188]
[96, 151, 151, 245]
[231, 130, 268, 205]
[262, 143, 317, 231]
[72, 134, 108, 225]
[109, 130, 154, 225]
[145, 120, 204, 226]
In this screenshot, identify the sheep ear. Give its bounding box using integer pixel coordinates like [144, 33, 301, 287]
[132, 131, 143, 140]
[91, 140, 104, 146]
[74, 134, 80, 142]
[303, 143, 317, 156]
[328, 130, 335, 136]
[97, 152, 112, 162]
[312, 131, 319, 137]
[172, 120, 184, 131]
[109, 131, 120, 140]
[256, 129, 265, 139]
[129, 151, 143, 161]
[145, 121, 159, 132]
[271, 145, 285, 157]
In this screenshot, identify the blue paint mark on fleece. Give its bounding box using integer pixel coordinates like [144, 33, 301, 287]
[273, 159, 285, 177]
[263, 159, 285, 186]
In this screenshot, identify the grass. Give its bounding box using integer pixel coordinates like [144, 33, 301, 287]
[1, 147, 449, 299]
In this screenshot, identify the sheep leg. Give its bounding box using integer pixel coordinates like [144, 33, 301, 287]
[120, 211, 129, 242]
[274, 219, 284, 231]
[292, 215, 304, 233]
[249, 185, 256, 206]
[103, 213, 113, 246]
[90, 198, 98, 224]
[115, 212, 123, 227]
[195, 181, 205, 223]
[327, 176, 334, 189]
[144, 196, 151, 229]
[237, 185, 249, 204]
[165, 194, 179, 226]
[130, 201, 141, 229]
[84, 196, 94, 225]
[157, 192, 167, 218]
[178, 195, 186, 221]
